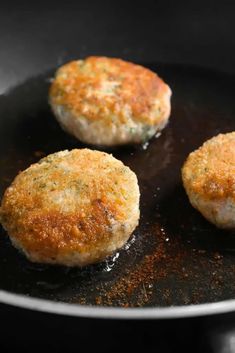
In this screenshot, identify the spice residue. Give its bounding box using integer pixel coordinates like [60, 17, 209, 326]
[94, 225, 183, 307]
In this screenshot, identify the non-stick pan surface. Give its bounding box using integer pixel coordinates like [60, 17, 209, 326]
[0, 63, 235, 318]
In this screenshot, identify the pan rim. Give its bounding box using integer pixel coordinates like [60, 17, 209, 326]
[1, 289, 235, 319]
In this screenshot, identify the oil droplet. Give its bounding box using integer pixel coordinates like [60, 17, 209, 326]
[155, 132, 162, 139]
[103, 252, 120, 272]
[123, 234, 136, 250]
[142, 141, 149, 150]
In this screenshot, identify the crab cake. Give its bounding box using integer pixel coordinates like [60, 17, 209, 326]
[182, 132, 235, 229]
[0, 149, 140, 266]
[49, 56, 171, 146]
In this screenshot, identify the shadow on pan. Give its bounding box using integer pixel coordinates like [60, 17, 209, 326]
[0, 63, 235, 309]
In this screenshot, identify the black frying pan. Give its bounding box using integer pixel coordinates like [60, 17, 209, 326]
[1, 3, 235, 321]
[1, 62, 235, 319]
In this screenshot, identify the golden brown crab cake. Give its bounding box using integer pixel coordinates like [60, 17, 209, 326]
[49, 56, 171, 146]
[182, 132, 235, 229]
[0, 149, 140, 266]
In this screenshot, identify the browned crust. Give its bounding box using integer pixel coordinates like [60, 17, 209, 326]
[49, 56, 170, 125]
[182, 132, 235, 201]
[1, 199, 117, 260]
[0, 149, 139, 262]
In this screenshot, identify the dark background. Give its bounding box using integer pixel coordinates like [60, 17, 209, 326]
[1, 1, 235, 352]
[1, 0, 235, 93]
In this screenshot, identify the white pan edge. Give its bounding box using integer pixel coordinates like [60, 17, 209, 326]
[0, 290, 235, 319]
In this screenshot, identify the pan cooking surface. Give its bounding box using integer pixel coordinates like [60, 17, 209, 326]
[0, 64, 235, 308]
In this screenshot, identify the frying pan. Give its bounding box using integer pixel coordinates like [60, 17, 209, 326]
[1, 3, 235, 320]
